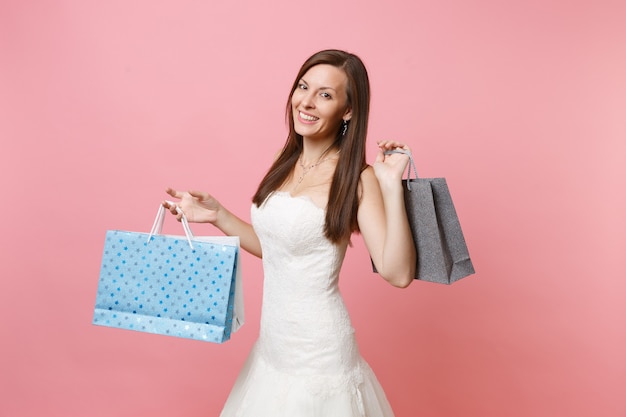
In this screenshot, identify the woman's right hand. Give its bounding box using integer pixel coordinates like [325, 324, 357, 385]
[162, 187, 222, 224]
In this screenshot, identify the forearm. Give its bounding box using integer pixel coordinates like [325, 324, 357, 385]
[214, 208, 262, 258]
[378, 182, 416, 287]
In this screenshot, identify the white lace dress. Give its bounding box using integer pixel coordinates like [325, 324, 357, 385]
[219, 192, 395, 417]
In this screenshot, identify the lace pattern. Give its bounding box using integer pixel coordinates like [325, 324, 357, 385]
[219, 192, 395, 417]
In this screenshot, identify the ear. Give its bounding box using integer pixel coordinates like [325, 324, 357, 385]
[343, 106, 352, 121]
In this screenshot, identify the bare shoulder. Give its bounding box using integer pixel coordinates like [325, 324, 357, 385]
[357, 165, 385, 245]
[358, 165, 383, 204]
[359, 165, 380, 191]
[360, 164, 375, 180]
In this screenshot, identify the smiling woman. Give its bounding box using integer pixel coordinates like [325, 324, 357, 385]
[163, 49, 415, 416]
[291, 64, 352, 145]
[4, 0, 623, 415]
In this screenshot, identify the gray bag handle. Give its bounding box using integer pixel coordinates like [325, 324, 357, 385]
[384, 148, 418, 190]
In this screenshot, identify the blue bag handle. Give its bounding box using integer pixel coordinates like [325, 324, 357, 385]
[148, 202, 195, 249]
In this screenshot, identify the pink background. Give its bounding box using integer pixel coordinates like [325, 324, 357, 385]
[1, 1, 624, 416]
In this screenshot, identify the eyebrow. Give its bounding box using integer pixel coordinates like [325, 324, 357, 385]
[299, 78, 338, 92]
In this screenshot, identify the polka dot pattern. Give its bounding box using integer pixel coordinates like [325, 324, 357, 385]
[93, 230, 239, 343]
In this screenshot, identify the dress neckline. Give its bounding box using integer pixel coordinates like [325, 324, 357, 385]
[272, 191, 326, 212]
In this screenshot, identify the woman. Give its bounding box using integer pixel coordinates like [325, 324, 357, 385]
[164, 49, 415, 416]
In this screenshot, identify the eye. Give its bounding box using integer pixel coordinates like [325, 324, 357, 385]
[320, 92, 332, 99]
[298, 83, 307, 90]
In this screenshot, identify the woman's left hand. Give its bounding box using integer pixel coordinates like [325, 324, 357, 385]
[373, 140, 411, 186]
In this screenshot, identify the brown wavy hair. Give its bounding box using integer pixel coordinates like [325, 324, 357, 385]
[252, 49, 371, 244]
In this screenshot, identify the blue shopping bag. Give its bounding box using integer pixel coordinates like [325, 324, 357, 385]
[93, 204, 244, 343]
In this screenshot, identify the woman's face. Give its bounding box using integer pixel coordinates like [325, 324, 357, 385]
[291, 64, 352, 142]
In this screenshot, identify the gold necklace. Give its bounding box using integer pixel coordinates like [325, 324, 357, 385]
[295, 150, 339, 188]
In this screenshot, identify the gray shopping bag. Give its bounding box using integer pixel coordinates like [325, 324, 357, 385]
[373, 150, 475, 284]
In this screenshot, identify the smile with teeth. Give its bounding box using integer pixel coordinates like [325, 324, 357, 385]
[299, 112, 319, 122]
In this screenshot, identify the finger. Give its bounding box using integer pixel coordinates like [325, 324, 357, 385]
[165, 187, 184, 199]
[164, 202, 181, 216]
[377, 140, 392, 149]
[383, 142, 411, 156]
[377, 140, 405, 151]
[162, 200, 175, 212]
[188, 190, 209, 200]
[374, 147, 385, 164]
[388, 142, 406, 150]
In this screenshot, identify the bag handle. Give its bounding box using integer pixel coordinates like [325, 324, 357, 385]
[147, 202, 195, 249]
[384, 149, 418, 190]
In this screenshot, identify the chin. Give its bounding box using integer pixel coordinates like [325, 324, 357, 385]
[294, 124, 315, 138]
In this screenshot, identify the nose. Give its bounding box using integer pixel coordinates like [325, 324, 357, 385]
[300, 90, 315, 109]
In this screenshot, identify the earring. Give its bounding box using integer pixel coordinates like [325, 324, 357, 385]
[341, 120, 349, 136]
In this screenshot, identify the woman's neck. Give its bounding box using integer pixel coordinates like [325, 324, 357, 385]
[300, 139, 337, 166]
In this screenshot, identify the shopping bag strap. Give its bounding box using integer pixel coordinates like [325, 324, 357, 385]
[147, 202, 195, 249]
[384, 148, 418, 190]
